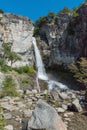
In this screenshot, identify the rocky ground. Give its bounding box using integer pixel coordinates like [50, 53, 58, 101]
[0, 87, 87, 130]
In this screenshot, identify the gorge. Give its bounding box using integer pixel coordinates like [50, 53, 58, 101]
[0, 2, 87, 130]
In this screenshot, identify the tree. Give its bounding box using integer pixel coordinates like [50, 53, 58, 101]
[0, 9, 4, 14]
[69, 57, 87, 87]
[58, 7, 71, 16]
[7, 51, 21, 66]
[2, 43, 21, 66]
[72, 7, 79, 17]
[47, 12, 55, 23]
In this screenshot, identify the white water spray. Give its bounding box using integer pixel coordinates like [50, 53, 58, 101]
[32, 37, 68, 90]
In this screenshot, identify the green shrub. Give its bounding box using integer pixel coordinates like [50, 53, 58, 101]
[33, 27, 39, 36]
[72, 7, 79, 17]
[0, 9, 4, 14]
[0, 105, 5, 130]
[2, 43, 21, 66]
[14, 66, 34, 74]
[34, 12, 55, 36]
[69, 57, 87, 88]
[21, 78, 31, 88]
[58, 7, 71, 15]
[0, 58, 12, 72]
[0, 77, 19, 97]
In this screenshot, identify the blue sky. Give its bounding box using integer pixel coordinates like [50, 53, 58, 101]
[0, 0, 85, 21]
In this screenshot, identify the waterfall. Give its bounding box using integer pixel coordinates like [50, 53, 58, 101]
[32, 37, 68, 90]
[32, 37, 48, 80]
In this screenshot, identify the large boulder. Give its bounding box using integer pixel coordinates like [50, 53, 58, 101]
[27, 99, 67, 130]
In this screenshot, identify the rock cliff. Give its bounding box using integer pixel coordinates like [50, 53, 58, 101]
[36, 3, 87, 68]
[0, 13, 34, 67]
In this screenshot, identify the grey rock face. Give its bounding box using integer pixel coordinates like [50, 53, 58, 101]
[37, 4, 87, 67]
[0, 13, 34, 67]
[27, 99, 67, 130]
[38, 13, 73, 67]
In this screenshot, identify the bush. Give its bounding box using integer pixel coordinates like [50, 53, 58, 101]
[0, 9, 4, 14]
[33, 27, 39, 36]
[69, 57, 87, 88]
[2, 43, 21, 66]
[14, 66, 34, 74]
[72, 7, 79, 17]
[34, 12, 55, 36]
[0, 58, 12, 72]
[0, 77, 19, 97]
[0, 105, 5, 130]
[21, 78, 31, 88]
[58, 7, 71, 15]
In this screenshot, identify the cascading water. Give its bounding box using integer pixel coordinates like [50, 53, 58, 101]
[32, 37, 68, 90]
[32, 37, 48, 81]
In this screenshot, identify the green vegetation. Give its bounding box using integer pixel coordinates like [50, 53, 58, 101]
[21, 78, 31, 88]
[57, 7, 71, 16]
[0, 77, 19, 98]
[2, 43, 21, 67]
[0, 105, 5, 130]
[0, 58, 12, 72]
[72, 7, 79, 17]
[0, 9, 4, 14]
[34, 12, 55, 36]
[69, 57, 87, 88]
[14, 65, 34, 74]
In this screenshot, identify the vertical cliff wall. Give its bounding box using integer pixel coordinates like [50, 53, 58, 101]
[0, 13, 34, 67]
[36, 3, 87, 67]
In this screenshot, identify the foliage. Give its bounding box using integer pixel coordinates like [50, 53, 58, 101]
[0, 9, 4, 14]
[35, 16, 48, 28]
[33, 27, 40, 36]
[34, 12, 55, 36]
[72, 7, 79, 17]
[58, 7, 71, 15]
[0, 77, 19, 97]
[47, 12, 55, 23]
[0, 58, 12, 72]
[21, 78, 31, 88]
[14, 66, 34, 74]
[2, 43, 21, 66]
[69, 57, 87, 87]
[7, 51, 21, 66]
[0, 105, 5, 130]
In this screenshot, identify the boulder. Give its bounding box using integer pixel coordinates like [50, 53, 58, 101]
[50, 88, 59, 101]
[5, 125, 13, 130]
[27, 99, 67, 130]
[68, 99, 82, 112]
